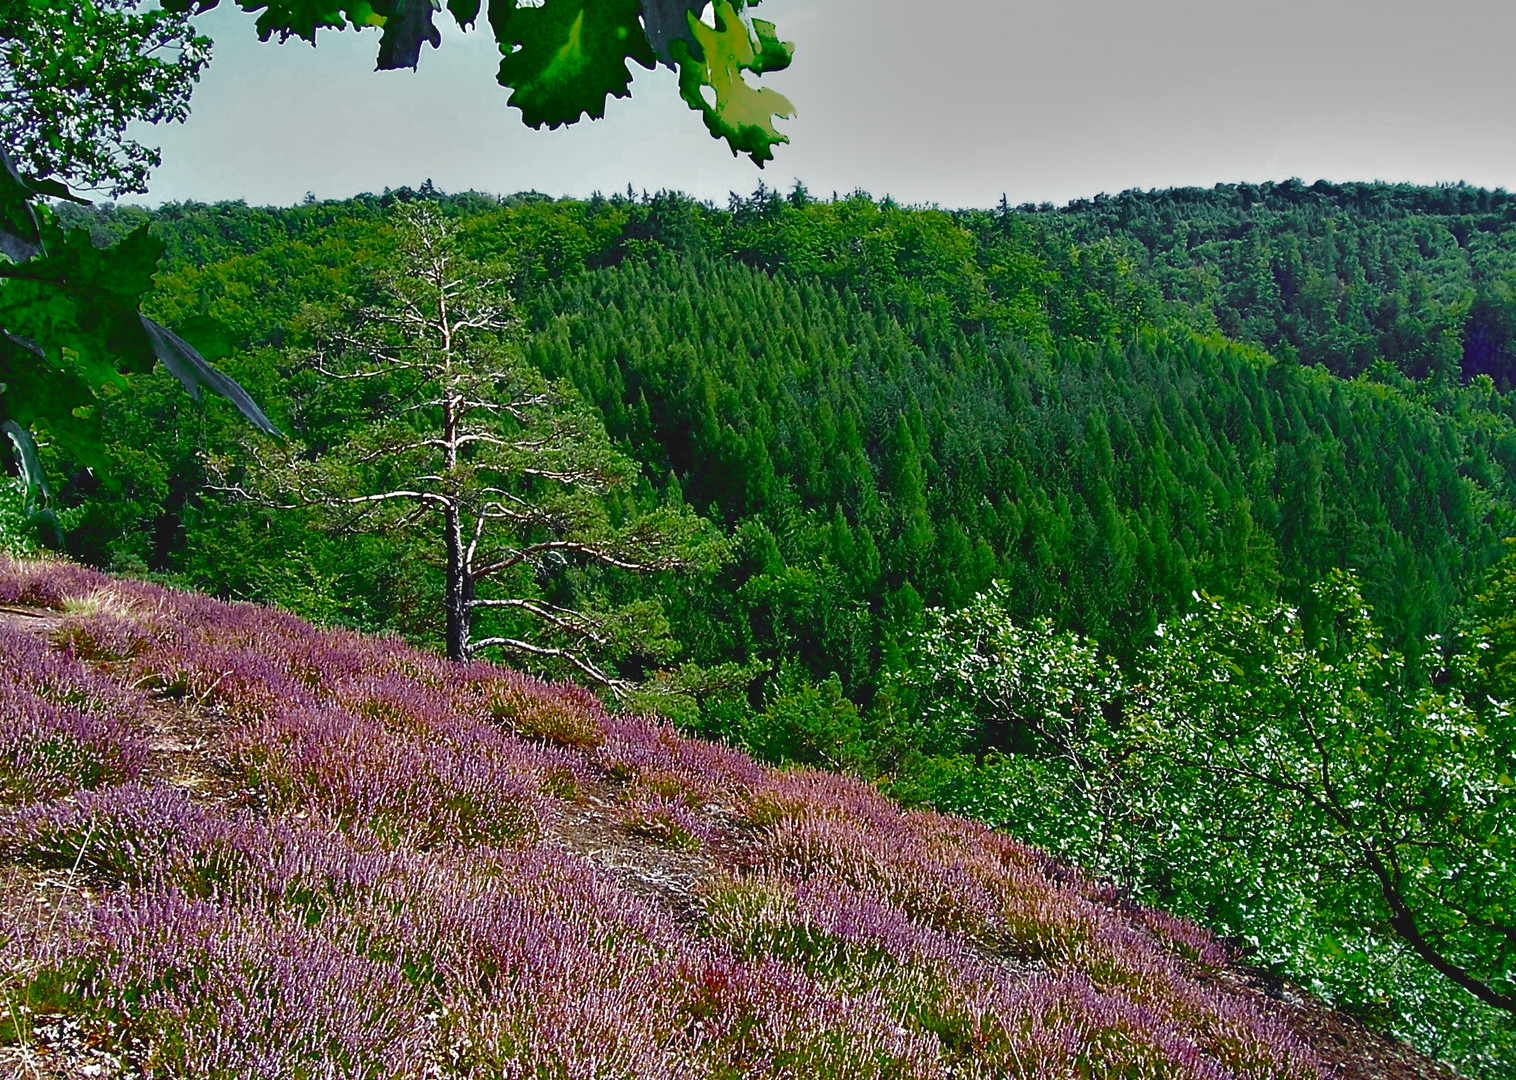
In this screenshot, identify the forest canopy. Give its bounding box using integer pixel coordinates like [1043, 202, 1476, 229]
[39, 184, 1516, 687]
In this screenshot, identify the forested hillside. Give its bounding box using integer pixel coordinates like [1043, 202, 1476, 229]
[50, 186, 1516, 702]
[529, 251, 1513, 676]
[22, 184, 1516, 1074]
[1028, 180, 1516, 384]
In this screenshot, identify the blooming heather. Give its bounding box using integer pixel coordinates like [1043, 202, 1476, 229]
[0, 629, 149, 803]
[0, 557, 1326, 1079]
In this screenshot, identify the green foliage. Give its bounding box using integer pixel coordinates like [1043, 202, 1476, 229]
[639, 0, 704, 65]
[200, 0, 391, 43]
[2, 217, 165, 384]
[895, 575, 1516, 1074]
[1470, 538, 1516, 706]
[1145, 581, 1514, 1030]
[0, 163, 274, 528]
[743, 668, 865, 770]
[534, 240, 1513, 679]
[215, 204, 721, 686]
[0, 475, 39, 556]
[166, 0, 797, 163]
[495, 0, 657, 128]
[673, 2, 794, 165]
[0, 0, 211, 197]
[619, 657, 761, 728]
[48, 186, 1516, 726]
[1026, 181, 1516, 386]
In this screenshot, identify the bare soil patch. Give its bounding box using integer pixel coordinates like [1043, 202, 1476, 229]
[1211, 967, 1461, 1080]
[540, 787, 729, 927]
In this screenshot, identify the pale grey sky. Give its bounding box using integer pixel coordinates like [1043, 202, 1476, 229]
[131, 0, 1516, 209]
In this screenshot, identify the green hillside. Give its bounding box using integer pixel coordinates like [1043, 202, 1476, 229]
[24, 185, 1516, 1074]
[51, 187, 1516, 687]
[1027, 180, 1516, 384]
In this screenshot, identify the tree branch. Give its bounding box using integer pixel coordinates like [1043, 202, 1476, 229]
[467, 635, 630, 696]
[467, 596, 611, 646]
[469, 538, 668, 582]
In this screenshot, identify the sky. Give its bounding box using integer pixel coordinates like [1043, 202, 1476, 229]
[132, 0, 1516, 211]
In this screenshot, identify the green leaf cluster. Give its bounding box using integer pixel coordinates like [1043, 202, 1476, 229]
[0, 209, 277, 470]
[0, 0, 211, 197]
[0, 147, 275, 524]
[896, 573, 1516, 1074]
[166, 0, 795, 163]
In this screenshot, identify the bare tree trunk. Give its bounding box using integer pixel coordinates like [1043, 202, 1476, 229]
[441, 312, 468, 658]
[444, 500, 469, 661]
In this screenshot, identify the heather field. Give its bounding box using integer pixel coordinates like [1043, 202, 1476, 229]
[0, 557, 1407, 1079]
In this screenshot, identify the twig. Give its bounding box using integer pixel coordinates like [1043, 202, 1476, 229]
[45, 820, 95, 942]
[5, 989, 44, 1078]
[195, 670, 232, 709]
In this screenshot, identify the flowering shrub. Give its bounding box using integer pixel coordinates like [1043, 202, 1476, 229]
[0, 630, 149, 803]
[0, 558, 1328, 1078]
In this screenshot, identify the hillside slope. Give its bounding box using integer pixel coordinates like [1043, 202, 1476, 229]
[1027, 181, 1516, 383]
[0, 559, 1451, 1079]
[51, 191, 1516, 705]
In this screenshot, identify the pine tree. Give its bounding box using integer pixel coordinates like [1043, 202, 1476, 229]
[213, 206, 720, 689]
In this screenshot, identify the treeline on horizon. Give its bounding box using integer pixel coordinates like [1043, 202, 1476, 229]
[1029, 178, 1516, 385]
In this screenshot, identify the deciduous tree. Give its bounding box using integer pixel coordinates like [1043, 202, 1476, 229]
[1, 0, 210, 196]
[901, 574, 1516, 1024]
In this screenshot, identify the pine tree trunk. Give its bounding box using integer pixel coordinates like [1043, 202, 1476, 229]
[444, 501, 469, 662]
[442, 364, 468, 661]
